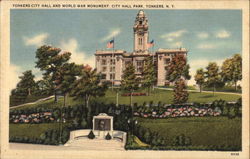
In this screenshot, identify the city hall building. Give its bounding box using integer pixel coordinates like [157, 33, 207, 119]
[95, 10, 188, 86]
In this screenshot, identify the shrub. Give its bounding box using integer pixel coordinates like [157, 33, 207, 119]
[105, 133, 112, 140]
[88, 130, 95, 139]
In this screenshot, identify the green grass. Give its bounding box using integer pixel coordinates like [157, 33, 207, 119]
[136, 116, 241, 148]
[97, 89, 241, 105]
[12, 88, 241, 110]
[9, 123, 69, 139]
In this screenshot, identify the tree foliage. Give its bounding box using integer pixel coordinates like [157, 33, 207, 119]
[221, 54, 242, 90]
[11, 70, 37, 103]
[173, 79, 189, 104]
[35, 45, 71, 102]
[194, 68, 205, 93]
[205, 62, 222, 95]
[121, 63, 139, 106]
[141, 56, 157, 95]
[166, 54, 191, 82]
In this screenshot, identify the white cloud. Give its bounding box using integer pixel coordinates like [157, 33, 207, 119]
[170, 41, 183, 48]
[215, 30, 231, 38]
[188, 59, 224, 86]
[197, 43, 217, 49]
[161, 29, 187, 41]
[59, 38, 95, 67]
[8, 64, 22, 92]
[23, 33, 49, 47]
[101, 28, 121, 42]
[197, 32, 209, 39]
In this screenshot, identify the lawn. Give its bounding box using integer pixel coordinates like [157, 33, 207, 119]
[136, 116, 241, 149]
[9, 123, 69, 139]
[11, 88, 241, 110]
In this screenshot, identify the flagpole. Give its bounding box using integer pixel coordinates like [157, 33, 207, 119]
[152, 41, 155, 91]
[112, 37, 114, 91]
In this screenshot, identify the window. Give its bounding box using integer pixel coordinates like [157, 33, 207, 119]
[110, 59, 116, 65]
[110, 73, 115, 79]
[102, 67, 107, 72]
[164, 58, 170, 64]
[137, 60, 143, 67]
[101, 74, 106, 80]
[110, 66, 115, 72]
[101, 59, 106, 65]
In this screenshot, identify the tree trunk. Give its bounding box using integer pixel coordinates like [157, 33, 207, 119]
[200, 85, 202, 93]
[213, 84, 215, 96]
[28, 88, 31, 96]
[148, 87, 150, 96]
[63, 93, 66, 107]
[235, 81, 237, 91]
[130, 91, 133, 107]
[54, 90, 58, 103]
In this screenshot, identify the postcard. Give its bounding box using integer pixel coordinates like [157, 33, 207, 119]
[0, 0, 249, 159]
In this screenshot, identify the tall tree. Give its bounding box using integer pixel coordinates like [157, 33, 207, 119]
[205, 62, 221, 95]
[166, 54, 191, 82]
[173, 79, 189, 104]
[35, 75, 54, 96]
[121, 62, 139, 106]
[221, 54, 242, 91]
[11, 70, 36, 103]
[35, 45, 71, 102]
[141, 56, 156, 96]
[55, 63, 82, 107]
[71, 65, 108, 114]
[194, 68, 205, 93]
[166, 54, 190, 104]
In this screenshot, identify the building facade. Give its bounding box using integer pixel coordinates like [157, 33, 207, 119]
[95, 10, 188, 86]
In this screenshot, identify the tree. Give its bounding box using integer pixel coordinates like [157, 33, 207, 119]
[173, 78, 189, 104]
[194, 68, 205, 93]
[141, 56, 157, 96]
[71, 65, 108, 124]
[221, 54, 242, 91]
[205, 62, 221, 95]
[35, 45, 71, 102]
[11, 70, 37, 103]
[166, 54, 191, 82]
[35, 74, 54, 96]
[55, 63, 81, 107]
[120, 62, 139, 106]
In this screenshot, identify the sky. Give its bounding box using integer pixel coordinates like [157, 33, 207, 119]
[10, 9, 242, 90]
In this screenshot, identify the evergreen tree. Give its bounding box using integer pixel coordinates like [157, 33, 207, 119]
[141, 56, 156, 96]
[173, 78, 188, 104]
[194, 68, 205, 93]
[11, 70, 36, 103]
[121, 63, 139, 106]
[205, 62, 221, 95]
[35, 45, 71, 102]
[221, 54, 242, 91]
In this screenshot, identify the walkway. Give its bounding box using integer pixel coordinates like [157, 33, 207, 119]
[10, 138, 125, 151]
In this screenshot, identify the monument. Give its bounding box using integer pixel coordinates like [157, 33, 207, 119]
[92, 113, 113, 138]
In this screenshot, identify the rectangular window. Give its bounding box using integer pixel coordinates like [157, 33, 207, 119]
[102, 67, 107, 72]
[101, 74, 106, 80]
[101, 59, 107, 65]
[110, 66, 115, 72]
[110, 73, 115, 79]
[110, 59, 116, 65]
[164, 58, 170, 64]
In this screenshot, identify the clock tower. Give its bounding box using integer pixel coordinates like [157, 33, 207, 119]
[133, 10, 149, 52]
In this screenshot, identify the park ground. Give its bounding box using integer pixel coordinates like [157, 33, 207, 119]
[9, 88, 242, 150]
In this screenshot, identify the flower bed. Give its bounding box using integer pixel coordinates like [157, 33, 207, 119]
[122, 92, 147, 96]
[133, 105, 221, 118]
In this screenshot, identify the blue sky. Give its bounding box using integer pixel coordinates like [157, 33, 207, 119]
[10, 9, 242, 88]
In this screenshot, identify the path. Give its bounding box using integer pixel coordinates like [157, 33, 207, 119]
[10, 95, 54, 109]
[10, 138, 125, 151]
[155, 87, 241, 96]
